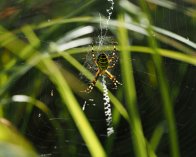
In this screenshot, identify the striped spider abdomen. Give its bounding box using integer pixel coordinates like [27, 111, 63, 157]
[81, 43, 121, 93]
[97, 53, 109, 70]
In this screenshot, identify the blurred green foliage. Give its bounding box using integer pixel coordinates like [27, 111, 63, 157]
[0, 0, 196, 157]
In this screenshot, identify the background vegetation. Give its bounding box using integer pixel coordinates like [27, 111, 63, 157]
[0, 0, 196, 157]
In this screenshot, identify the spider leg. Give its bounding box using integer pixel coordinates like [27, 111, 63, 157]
[108, 57, 118, 69]
[108, 44, 118, 69]
[105, 70, 122, 89]
[81, 70, 100, 93]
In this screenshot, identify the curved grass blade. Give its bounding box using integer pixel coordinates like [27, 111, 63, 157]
[0, 118, 38, 157]
[137, 0, 180, 156]
[59, 53, 129, 121]
[117, 14, 148, 157]
[0, 26, 106, 157]
[12, 15, 195, 53]
[56, 46, 196, 65]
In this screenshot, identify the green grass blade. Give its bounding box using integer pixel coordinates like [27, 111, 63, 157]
[0, 118, 38, 157]
[12, 14, 195, 53]
[36, 16, 93, 30]
[119, 0, 195, 53]
[150, 123, 165, 151]
[60, 53, 129, 121]
[40, 58, 106, 157]
[51, 46, 196, 66]
[117, 14, 148, 157]
[129, 46, 196, 65]
[138, 1, 180, 157]
[1, 95, 53, 119]
[0, 26, 106, 157]
[65, 0, 95, 18]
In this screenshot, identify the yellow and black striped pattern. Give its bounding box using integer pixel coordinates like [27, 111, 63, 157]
[97, 53, 109, 70]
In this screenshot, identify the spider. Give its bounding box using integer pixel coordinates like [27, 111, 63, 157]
[82, 43, 121, 93]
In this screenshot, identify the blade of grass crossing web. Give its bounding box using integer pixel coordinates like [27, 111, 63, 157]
[150, 123, 165, 151]
[40, 58, 106, 157]
[51, 46, 196, 66]
[0, 26, 106, 157]
[117, 14, 148, 157]
[21, 26, 67, 154]
[61, 53, 129, 121]
[138, 1, 180, 157]
[20, 25, 41, 134]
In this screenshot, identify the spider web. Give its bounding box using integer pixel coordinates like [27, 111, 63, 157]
[80, 0, 116, 137]
[1, 0, 196, 157]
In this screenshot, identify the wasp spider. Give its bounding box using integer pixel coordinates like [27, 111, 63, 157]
[82, 44, 121, 93]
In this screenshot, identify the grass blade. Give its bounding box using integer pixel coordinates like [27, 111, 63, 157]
[138, 0, 180, 157]
[117, 14, 148, 157]
[0, 26, 106, 157]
